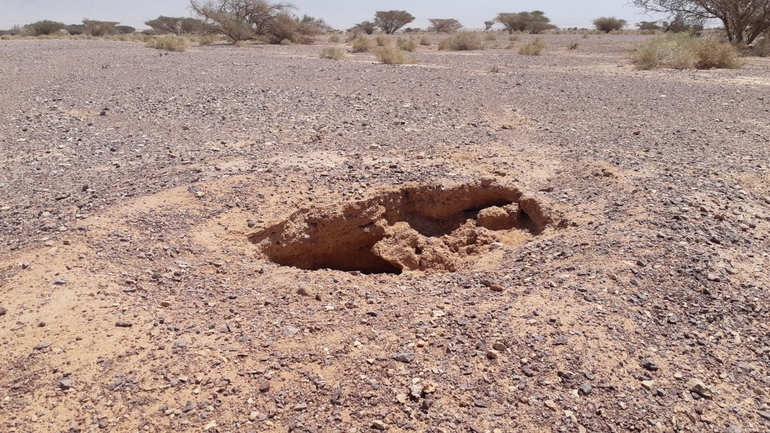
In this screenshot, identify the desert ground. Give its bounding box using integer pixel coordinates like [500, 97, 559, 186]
[1, 33, 769, 433]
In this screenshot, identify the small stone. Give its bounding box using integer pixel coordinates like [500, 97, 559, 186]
[410, 383, 423, 399]
[641, 380, 656, 390]
[489, 284, 505, 292]
[183, 401, 195, 412]
[293, 403, 307, 411]
[667, 315, 678, 324]
[204, 421, 217, 431]
[371, 420, 388, 430]
[640, 357, 659, 371]
[758, 410, 770, 421]
[578, 383, 592, 395]
[393, 352, 416, 363]
[34, 342, 52, 350]
[486, 350, 499, 360]
[258, 380, 270, 392]
[247, 220, 256, 228]
[396, 393, 408, 404]
[687, 378, 714, 399]
[59, 379, 73, 390]
[160, 301, 171, 307]
[296, 285, 311, 296]
[544, 400, 559, 411]
[53, 279, 67, 285]
[97, 419, 108, 429]
[636, 259, 647, 267]
[115, 321, 132, 328]
[724, 425, 742, 433]
[249, 411, 259, 421]
[0, 306, 7, 316]
[707, 273, 721, 282]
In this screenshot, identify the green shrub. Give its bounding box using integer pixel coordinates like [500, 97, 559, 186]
[351, 36, 375, 52]
[438, 32, 485, 51]
[147, 35, 190, 52]
[632, 34, 742, 69]
[24, 20, 66, 36]
[374, 46, 417, 64]
[320, 47, 345, 60]
[518, 37, 546, 55]
[396, 37, 418, 52]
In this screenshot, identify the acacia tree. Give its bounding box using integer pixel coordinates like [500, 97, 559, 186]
[427, 18, 463, 33]
[374, 10, 414, 34]
[352, 20, 376, 34]
[145, 16, 216, 35]
[632, 0, 770, 43]
[593, 16, 628, 32]
[83, 19, 119, 36]
[496, 11, 556, 34]
[190, 0, 294, 42]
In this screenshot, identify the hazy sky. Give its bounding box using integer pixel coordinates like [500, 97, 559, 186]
[2, 0, 658, 31]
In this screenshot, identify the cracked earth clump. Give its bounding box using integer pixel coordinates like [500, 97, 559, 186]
[249, 181, 551, 273]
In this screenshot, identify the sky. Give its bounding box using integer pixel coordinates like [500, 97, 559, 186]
[1, 0, 660, 31]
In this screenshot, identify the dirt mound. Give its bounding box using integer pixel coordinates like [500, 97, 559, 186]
[249, 180, 551, 273]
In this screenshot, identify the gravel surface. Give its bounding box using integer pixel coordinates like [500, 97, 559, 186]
[1, 34, 770, 433]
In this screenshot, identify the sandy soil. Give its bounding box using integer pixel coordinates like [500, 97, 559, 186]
[1, 34, 770, 433]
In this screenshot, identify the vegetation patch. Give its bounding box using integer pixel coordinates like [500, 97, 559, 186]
[146, 35, 190, 52]
[518, 37, 546, 55]
[320, 47, 345, 60]
[374, 46, 417, 64]
[632, 34, 742, 69]
[438, 32, 485, 51]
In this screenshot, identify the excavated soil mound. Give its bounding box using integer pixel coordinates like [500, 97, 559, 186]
[248, 181, 551, 274]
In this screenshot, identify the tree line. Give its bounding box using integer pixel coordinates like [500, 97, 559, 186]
[3, 0, 768, 45]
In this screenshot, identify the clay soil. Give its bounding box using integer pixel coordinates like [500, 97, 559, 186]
[1, 34, 770, 433]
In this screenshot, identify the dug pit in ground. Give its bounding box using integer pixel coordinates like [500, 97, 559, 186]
[248, 180, 552, 274]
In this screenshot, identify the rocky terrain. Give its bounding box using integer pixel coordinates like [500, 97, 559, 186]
[1, 34, 769, 433]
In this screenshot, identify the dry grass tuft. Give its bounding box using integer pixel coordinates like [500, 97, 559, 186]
[632, 34, 742, 70]
[351, 36, 375, 53]
[374, 46, 417, 65]
[328, 34, 340, 43]
[396, 37, 418, 52]
[518, 37, 546, 55]
[320, 47, 345, 60]
[146, 35, 190, 52]
[438, 32, 485, 51]
[375, 35, 391, 47]
[419, 35, 432, 46]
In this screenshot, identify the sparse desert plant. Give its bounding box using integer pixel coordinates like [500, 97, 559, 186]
[351, 21, 376, 35]
[632, 33, 742, 69]
[509, 35, 520, 42]
[198, 35, 217, 45]
[280, 38, 292, 45]
[24, 20, 66, 36]
[145, 16, 217, 36]
[328, 34, 340, 43]
[374, 46, 417, 64]
[518, 37, 546, 55]
[373, 10, 415, 34]
[636, 20, 662, 31]
[485, 32, 497, 41]
[265, 13, 322, 44]
[396, 37, 418, 52]
[83, 19, 119, 36]
[593, 17, 627, 33]
[375, 35, 391, 46]
[484, 20, 496, 31]
[147, 35, 190, 51]
[351, 36, 375, 52]
[419, 35, 431, 45]
[427, 18, 463, 33]
[748, 36, 770, 57]
[438, 32, 485, 51]
[320, 47, 345, 60]
[568, 42, 579, 50]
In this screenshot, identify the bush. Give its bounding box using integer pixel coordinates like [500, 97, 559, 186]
[496, 11, 556, 34]
[351, 21, 376, 35]
[396, 37, 418, 52]
[568, 42, 579, 50]
[320, 47, 345, 60]
[83, 19, 118, 36]
[593, 17, 627, 33]
[65, 24, 87, 35]
[265, 13, 322, 44]
[24, 20, 66, 36]
[145, 16, 216, 36]
[636, 21, 662, 31]
[632, 34, 742, 69]
[115, 25, 136, 34]
[419, 35, 431, 45]
[438, 32, 484, 51]
[328, 34, 340, 43]
[375, 35, 391, 46]
[198, 35, 217, 45]
[374, 46, 417, 64]
[748, 37, 770, 57]
[518, 37, 546, 55]
[351, 36, 375, 52]
[427, 18, 462, 33]
[147, 35, 190, 51]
